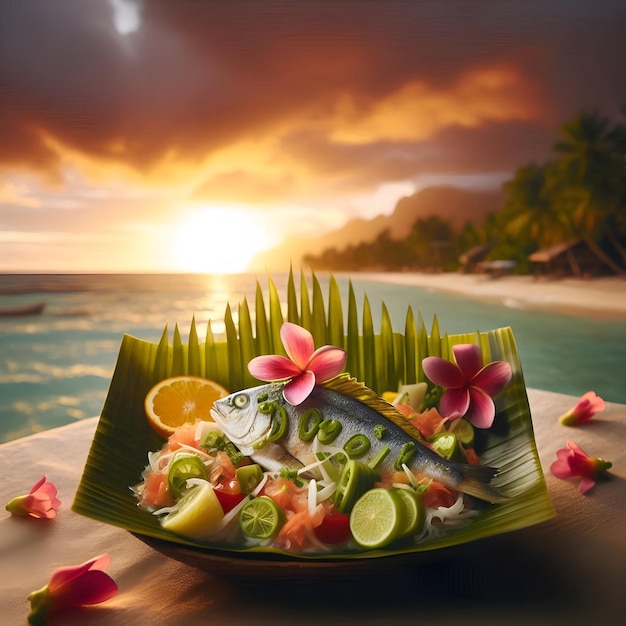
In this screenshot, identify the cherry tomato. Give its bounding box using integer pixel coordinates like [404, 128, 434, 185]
[313, 513, 351, 545]
[213, 489, 244, 512]
[216, 477, 240, 494]
[214, 479, 245, 512]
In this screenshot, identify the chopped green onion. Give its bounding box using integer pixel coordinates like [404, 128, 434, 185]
[394, 441, 417, 471]
[258, 401, 274, 414]
[298, 408, 322, 441]
[368, 444, 390, 469]
[280, 468, 303, 486]
[201, 431, 224, 451]
[318, 419, 342, 444]
[202, 430, 244, 464]
[267, 404, 288, 442]
[343, 434, 371, 458]
[223, 441, 244, 465]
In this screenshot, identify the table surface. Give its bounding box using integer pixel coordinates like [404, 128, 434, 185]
[1, 388, 625, 625]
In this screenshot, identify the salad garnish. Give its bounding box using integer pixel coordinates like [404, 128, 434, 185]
[134, 324, 513, 555]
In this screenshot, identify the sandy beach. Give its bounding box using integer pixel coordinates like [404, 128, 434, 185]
[360, 272, 626, 319]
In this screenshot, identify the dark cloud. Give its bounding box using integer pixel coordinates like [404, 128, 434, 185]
[275, 120, 556, 195]
[0, 0, 625, 183]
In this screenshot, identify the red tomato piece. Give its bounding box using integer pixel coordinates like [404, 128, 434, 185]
[213, 487, 245, 513]
[213, 479, 244, 512]
[313, 513, 352, 545]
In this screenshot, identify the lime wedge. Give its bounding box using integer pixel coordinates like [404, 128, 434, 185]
[447, 418, 475, 448]
[167, 453, 208, 499]
[392, 488, 425, 538]
[239, 496, 285, 539]
[161, 482, 224, 540]
[429, 432, 467, 462]
[349, 488, 405, 549]
[235, 464, 264, 495]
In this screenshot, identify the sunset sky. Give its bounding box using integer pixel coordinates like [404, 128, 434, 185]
[1, 1, 625, 273]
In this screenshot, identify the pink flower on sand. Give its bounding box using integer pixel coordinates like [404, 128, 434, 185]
[550, 440, 612, 494]
[248, 322, 347, 405]
[422, 344, 512, 429]
[5, 474, 61, 519]
[27, 554, 118, 625]
[558, 391, 605, 426]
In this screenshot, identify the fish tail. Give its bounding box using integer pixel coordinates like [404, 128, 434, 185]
[457, 463, 507, 504]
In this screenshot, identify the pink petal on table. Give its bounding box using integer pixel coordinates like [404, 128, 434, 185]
[27, 492, 58, 519]
[452, 344, 483, 379]
[472, 361, 513, 396]
[550, 458, 571, 478]
[422, 356, 465, 388]
[561, 391, 606, 425]
[53, 571, 118, 607]
[578, 391, 605, 412]
[308, 345, 346, 382]
[280, 322, 315, 370]
[565, 440, 586, 458]
[578, 476, 596, 494]
[248, 354, 301, 381]
[29, 475, 47, 494]
[48, 555, 111, 592]
[284, 371, 316, 405]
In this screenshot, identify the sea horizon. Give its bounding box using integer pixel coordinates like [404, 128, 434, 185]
[1, 271, 624, 443]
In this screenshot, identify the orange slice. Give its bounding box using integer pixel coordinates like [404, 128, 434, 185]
[144, 376, 229, 438]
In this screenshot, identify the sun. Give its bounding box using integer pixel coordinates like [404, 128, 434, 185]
[173, 205, 271, 274]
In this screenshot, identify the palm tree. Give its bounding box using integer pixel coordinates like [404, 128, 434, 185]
[500, 162, 574, 248]
[552, 111, 626, 273]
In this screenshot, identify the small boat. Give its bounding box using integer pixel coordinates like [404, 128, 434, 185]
[0, 301, 46, 317]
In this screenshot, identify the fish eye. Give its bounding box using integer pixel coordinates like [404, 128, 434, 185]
[233, 393, 250, 409]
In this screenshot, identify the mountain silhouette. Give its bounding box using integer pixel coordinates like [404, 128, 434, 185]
[249, 185, 504, 271]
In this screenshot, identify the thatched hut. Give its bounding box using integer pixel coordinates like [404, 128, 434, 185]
[529, 241, 607, 277]
[459, 243, 493, 273]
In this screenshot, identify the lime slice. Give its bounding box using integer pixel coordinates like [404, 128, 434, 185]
[349, 488, 404, 549]
[167, 453, 208, 499]
[333, 460, 380, 514]
[392, 488, 425, 538]
[161, 482, 224, 540]
[429, 432, 466, 462]
[235, 464, 264, 495]
[447, 418, 475, 448]
[239, 496, 285, 539]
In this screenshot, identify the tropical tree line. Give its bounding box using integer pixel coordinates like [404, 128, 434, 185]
[304, 111, 626, 275]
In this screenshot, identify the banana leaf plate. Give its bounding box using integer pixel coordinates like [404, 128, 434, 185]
[72, 272, 554, 575]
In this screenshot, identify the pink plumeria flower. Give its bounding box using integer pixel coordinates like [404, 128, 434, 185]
[5, 474, 61, 519]
[422, 344, 512, 429]
[248, 322, 347, 405]
[550, 440, 612, 494]
[27, 554, 118, 625]
[558, 391, 605, 426]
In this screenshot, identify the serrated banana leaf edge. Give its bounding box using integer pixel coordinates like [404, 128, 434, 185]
[72, 271, 555, 561]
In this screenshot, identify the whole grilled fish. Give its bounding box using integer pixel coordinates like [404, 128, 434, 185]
[210, 374, 505, 503]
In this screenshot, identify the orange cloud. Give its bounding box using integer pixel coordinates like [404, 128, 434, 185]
[331, 66, 540, 144]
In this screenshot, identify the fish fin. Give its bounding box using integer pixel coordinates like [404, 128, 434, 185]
[322, 374, 426, 441]
[457, 463, 507, 504]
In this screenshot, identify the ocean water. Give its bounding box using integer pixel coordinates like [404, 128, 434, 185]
[1, 272, 624, 443]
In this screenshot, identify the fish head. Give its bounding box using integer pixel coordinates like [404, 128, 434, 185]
[210, 383, 284, 450]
